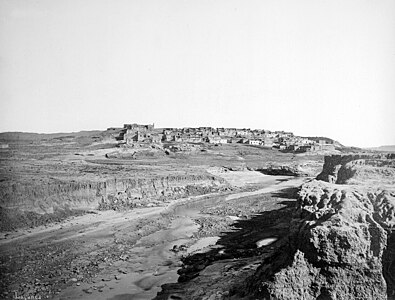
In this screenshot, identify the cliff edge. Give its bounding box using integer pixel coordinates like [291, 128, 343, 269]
[156, 154, 395, 300]
[316, 153, 395, 185]
[245, 154, 395, 299]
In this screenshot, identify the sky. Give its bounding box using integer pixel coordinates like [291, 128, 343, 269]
[0, 0, 394, 147]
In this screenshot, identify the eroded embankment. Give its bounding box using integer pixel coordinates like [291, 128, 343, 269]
[0, 174, 230, 231]
[155, 154, 395, 300]
[317, 153, 395, 184]
[242, 154, 395, 300]
[244, 180, 395, 300]
[0, 173, 299, 300]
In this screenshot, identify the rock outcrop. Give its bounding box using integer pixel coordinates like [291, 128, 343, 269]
[317, 153, 395, 185]
[244, 154, 395, 300]
[256, 165, 307, 177]
[247, 180, 394, 299]
[155, 154, 395, 300]
[249, 160, 324, 177]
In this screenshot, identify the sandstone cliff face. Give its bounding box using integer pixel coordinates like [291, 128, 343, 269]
[0, 175, 228, 215]
[317, 153, 395, 185]
[246, 154, 395, 300]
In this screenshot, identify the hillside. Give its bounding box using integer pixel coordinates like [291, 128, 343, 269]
[301, 136, 344, 148]
[367, 145, 395, 152]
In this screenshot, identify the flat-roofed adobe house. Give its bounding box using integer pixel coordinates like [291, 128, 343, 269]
[261, 139, 274, 148]
[124, 131, 153, 144]
[228, 138, 242, 144]
[122, 123, 157, 144]
[124, 123, 154, 132]
[224, 128, 237, 136]
[187, 135, 203, 143]
[296, 145, 313, 153]
[236, 129, 250, 136]
[248, 140, 262, 146]
[152, 134, 162, 143]
[206, 136, 222, 144]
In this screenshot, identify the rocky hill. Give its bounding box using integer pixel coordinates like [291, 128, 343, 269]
[245, 154, 395, 299]
[317, 153, 395, 185]
[246, 181, 394, 299]
[156, 154, 395, 300]
[367, 145, 395, 153]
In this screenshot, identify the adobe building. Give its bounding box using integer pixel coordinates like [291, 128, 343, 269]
[122, 123, 159, 145]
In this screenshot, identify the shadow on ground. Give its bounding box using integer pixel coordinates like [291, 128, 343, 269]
[155, 188, 299, 299]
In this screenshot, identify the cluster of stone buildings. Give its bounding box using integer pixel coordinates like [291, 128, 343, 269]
[120, 123, 161, 144]
[117, 123, 335, 153]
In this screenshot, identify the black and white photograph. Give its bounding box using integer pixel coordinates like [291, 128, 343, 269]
[0, 0, 394, 299]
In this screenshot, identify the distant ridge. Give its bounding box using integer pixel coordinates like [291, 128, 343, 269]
[0, 130, 102, 141]
[0, 129, 348, 151]
[366, 145, 395, 152]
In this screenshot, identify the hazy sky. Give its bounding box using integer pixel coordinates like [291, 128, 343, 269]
[0, 0, 394, 147]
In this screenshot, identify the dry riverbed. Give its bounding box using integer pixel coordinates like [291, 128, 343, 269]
[0, 172, 308, 300]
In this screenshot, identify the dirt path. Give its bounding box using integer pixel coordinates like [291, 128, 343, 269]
[225, 176, 307, 201]
[0, 173, 309, 300]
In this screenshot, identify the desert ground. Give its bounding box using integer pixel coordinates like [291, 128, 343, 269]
[0, 130, 394, 300]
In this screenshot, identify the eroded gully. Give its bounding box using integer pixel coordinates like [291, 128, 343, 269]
[50, 176, 307, 300]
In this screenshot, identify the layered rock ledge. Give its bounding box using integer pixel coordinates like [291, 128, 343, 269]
[317, 153, 395, 185]
[245, 154, 395, 299]
[246, 180, 394, 299]
[156, 154, 395, 300]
